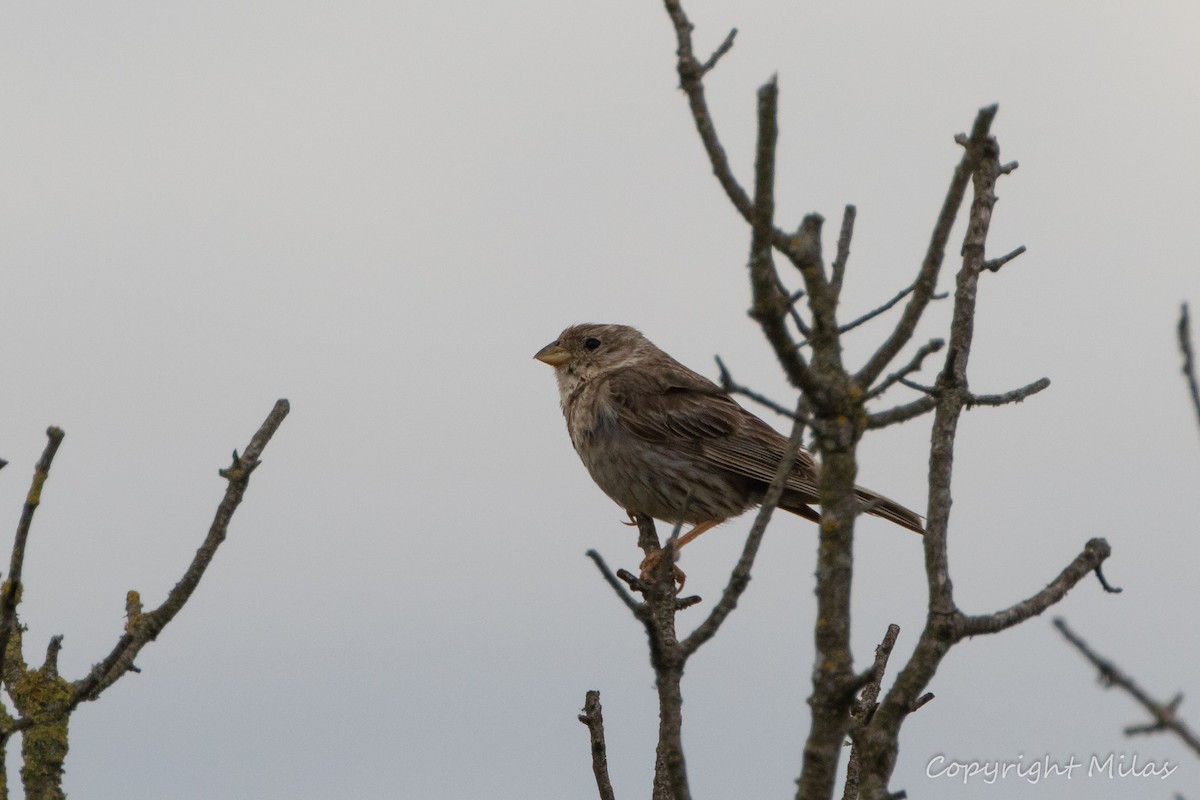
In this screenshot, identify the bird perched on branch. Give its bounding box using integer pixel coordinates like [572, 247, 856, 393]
[534, 323, 923, 579]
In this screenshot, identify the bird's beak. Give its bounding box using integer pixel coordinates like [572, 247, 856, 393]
[534, 341, 572, 366]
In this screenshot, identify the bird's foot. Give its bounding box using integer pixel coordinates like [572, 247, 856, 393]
[639, 550, 686, 594]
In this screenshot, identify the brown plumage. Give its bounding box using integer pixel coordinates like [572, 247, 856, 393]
[534, 323, 924, 549]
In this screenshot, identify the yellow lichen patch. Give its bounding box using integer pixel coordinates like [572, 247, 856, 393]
[25, 472, 47, 506]
[125, 591, 145, 634]
[11, 669, 71, 722]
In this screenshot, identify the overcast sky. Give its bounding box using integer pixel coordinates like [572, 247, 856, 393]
[1, 1, 1199, 798]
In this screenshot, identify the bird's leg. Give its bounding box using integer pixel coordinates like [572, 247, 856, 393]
[621, 510, 638, 527]
[639, 519, 721, 591]
[673, 519, 721, 549]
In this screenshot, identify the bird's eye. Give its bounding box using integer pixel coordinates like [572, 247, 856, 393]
[584, 337, 601, 351]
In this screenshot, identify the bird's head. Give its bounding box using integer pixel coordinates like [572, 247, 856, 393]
[534, 323, 653, 391]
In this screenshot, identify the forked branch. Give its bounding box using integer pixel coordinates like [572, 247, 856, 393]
[1054, 618, 1200, 757]
[70, 399, 290, 707]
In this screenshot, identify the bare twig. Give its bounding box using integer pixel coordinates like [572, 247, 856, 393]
[909, 694, 935, 713]
[855, 105, 999, 388]
[630, 516, 692, 800]
[1178, 304, 1200, 434]
[745, 77, 816, 396]
[1054, 618, 1200, 757]
[586, 550, 643, 616]
[682, 398, 807, 656]
[866, 397, 937, 430]
[829, 205, 856, 301]
[965, 377, 1051, 408]
[852, 112, 1111, 800]
[982, 244, 1026, 273]
[798, 281, 927, 349]
[660, 0, 807, 263]
[835, 283, 916, 339]
[70, 399, 290, 708]
[0, 427, 65, 679]
[866, 373, 1048, 428]
[715, 356, 814, 424]
[864, 340, 944, 401]
[955, 539, 1112, 637]
[579, 691, 618, 800]
[661, 0, 754, 222]
[1093, 564, 1122, 594]
[697, 28, 737, 76]
[843, 625, 901, 800]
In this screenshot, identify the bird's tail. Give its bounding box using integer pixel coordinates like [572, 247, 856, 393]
[854, 486, 925, 534]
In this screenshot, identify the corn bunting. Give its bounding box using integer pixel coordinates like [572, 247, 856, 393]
[534, 323, 923, 567]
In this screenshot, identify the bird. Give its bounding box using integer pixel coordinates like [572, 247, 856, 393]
[534, 323, 923, 579]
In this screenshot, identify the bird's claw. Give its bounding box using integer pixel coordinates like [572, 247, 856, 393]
[639, 550, 687, 594]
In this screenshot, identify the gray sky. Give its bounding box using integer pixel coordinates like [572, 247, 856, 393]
[2, 1, 1199, 798]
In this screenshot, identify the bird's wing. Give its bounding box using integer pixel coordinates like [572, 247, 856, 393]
[605, 365, 819, 498]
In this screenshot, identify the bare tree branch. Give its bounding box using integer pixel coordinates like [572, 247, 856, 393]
[579, 690, 618, 800]
[854, 105, 999, 388]
[746, 77, 818, 397]
[866, 397, 937, 430]
[586, 550, 643, 616]
[70, 399, 290, 708]
[829, 205, 856, 301]
[1178, 303, 1200, 434]
[0, 427, 65, 681]
[982, 244, 1026, 273]
[801, 281, 948, 351]
[697, 28, 737, 76]
[852, 114, 1110, 800]
[715, 355, 814, 424]
[682, 398, 806, 656]
[627, 7, 1110, 799]
[660, 0, 807, 263]
[843, 625, 901, 800]
[632, 517, 692, 800]
[956, 539, 1112, 637]
[866, 373, 1048, 429]
[965, 377, 1051, 408]
[661, 0, 755, 223]
[864, 339, 944, 401]
[1054, 618, 1200, 757]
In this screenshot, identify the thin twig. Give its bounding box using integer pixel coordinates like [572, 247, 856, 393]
[982, 244, 1026, 273]
[70, 399, 290, 708]
[633, 517, 692, 800]
[0, 427, 65, 680]
[855, 105, 999, 388]
[1054, 618, 1200, 757]
[866, 397, 937, 430]
[579, 691, 618, 800]
[866, 374, 1048, 427]
[829, 205, 856, 301]
[714, 356, 814, 424]
[799, 281, 919, 348]
[660, 0, 808, 262]
[697, 28, 737, 76]
[955, 539, 1112, 637]
[1178, 304, 1200, 435]
[865, 339, 944, 401]
[586, 550, 643, 616]
[661, 0, 754, 222]
[965, 377, 1051, 407]
[745, 77, 816, 396]
[682, 397, 807, 656]
[843, 624, 901, 800]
